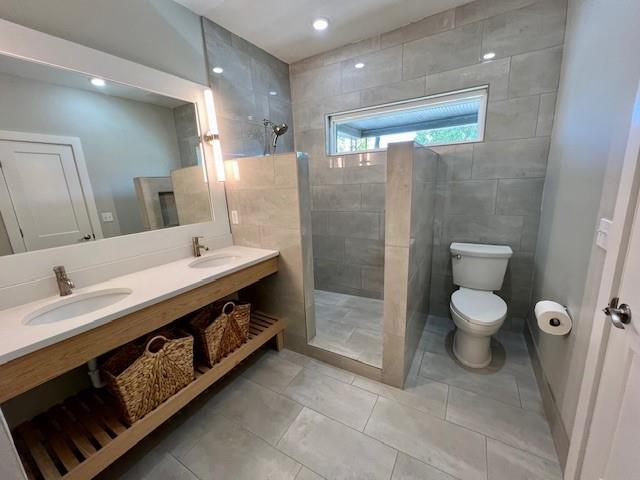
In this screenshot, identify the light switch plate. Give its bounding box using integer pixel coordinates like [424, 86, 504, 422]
[596, 218, 613, 250]
[101, 212, 114, 222]
[230, 210, 239, 225]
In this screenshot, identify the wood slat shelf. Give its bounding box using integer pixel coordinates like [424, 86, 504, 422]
[12, 312, 285, 480]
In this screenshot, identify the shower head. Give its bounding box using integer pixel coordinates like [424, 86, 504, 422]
[271, 122, 288, 151]
[263, 119, 289, 154]
[272, 123, 288, 136]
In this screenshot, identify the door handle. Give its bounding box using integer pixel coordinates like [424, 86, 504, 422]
[81, 234, 92, 241]
[603, 297, 632, 329]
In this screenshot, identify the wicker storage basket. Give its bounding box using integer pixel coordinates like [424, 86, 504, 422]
[102, 330, 194, 424]
[189, 301, 251, 366]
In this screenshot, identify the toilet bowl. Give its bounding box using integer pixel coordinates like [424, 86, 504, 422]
[449, 242, 513, 368]
[450, 288, 507, 368]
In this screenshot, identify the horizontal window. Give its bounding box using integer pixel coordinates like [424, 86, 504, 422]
[327, 86, 488, 155]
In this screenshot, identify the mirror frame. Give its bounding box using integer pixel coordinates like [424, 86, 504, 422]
[0, 19, 231, 295]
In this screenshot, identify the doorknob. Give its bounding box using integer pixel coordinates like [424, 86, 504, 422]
[603, 297, 632, 329]
[81, 234, 91, 241]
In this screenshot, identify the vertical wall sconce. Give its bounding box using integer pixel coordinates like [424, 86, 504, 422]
[203, 89, 226, 182]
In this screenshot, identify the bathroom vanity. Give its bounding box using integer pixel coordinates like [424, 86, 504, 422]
[0, 247, 283, 479]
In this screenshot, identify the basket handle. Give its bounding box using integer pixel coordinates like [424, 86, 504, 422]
[222, 302, 236, 316]
[145, 335, 168, 355]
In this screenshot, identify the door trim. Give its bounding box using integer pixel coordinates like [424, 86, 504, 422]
[565, 80, 640, 479]
[0, 130, 104, 253]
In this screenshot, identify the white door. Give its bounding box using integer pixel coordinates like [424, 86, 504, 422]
[0, 140, 94, 252]
[581, 119, 640, 478]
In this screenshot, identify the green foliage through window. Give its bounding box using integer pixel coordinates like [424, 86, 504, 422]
[336, 124, 480, 154]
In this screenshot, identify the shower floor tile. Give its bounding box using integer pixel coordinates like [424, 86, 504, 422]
[309, 289, 383, 367]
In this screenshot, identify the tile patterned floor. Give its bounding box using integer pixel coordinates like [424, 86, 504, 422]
[99, 315, 562, 480]
[309, 290, 383, 367]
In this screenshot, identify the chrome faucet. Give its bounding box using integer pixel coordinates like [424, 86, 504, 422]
[192, 236, 209, 257]
[53, 266, 75, 296]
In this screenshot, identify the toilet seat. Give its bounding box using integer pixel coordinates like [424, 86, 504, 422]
[450, 288, 507, 326]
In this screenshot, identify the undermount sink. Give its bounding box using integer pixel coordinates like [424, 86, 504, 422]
[23, 288, 133, 326]
[189, 254, 241, 269]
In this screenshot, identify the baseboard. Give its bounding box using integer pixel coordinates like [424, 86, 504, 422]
[524, 323, 571, 469]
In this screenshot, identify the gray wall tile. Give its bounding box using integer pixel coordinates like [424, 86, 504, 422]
[311, 211, 329, 235]
[402, 23, 483, 79]
[328, 211, 381, 240]
[291, 63, 342, 102]
[309, 158, 344, 186]
[454, 0, 539, 26]
[313, 235, 345, 261]
[341, 46, 403, 93]
[315, 258, 361, 290]
[442, 214, 525, 250]
[344, 165, 386, 184]
[362, 183, 386, 211]
[432, 145, 473, 181]
[324, 37, 381, 65]
[204, 18, 293, 159]
[536, 92, 557, 136]
[509, 46, 564, 97]
[445, 180, 498, 215]
[345, 238, 385, 266]
[472, 137, 550, 179]
[312, 185, 362, 211]
[380, 10, 455, 48]
[362, 266, 385, 293]
[361, 78, 426, 107]
[520, 215, 540, 252]
[496, 178, 544, 215]
[425, 58, 511, 100]
[485, 96, 540, 140]
[293, 93, 361, 131]
[483, 0, 566, 58]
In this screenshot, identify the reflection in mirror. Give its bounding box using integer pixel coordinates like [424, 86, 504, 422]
[0, 54, 212, 257]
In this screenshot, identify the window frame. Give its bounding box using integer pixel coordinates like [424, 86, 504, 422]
[325, 85, 489, 156]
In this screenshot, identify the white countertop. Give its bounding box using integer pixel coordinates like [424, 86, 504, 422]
[0, 246, 279, 365]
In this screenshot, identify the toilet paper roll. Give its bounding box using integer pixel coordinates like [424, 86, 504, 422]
[535, 301, 572, 335]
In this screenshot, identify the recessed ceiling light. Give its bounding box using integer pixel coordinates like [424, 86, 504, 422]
[483, 52, 496, 60]
[354, 62, 365, 69]
[312, 17, 329, 31]
[90, 77, 106, 87]
[269, 91, 278, 96]
[212, 66, 224, 74]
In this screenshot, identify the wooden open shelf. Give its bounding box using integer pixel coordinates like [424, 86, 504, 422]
[12, 312, 284, 480]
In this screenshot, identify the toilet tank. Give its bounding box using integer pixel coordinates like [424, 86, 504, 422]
[450, 243, 513, 291]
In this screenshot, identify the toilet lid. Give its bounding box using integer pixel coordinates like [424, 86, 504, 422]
[451, 288, 507, 326]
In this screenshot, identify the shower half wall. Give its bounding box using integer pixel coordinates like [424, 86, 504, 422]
[307, 151, 386, 299]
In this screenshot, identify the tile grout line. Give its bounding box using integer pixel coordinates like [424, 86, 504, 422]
[168, 450, 209, 480]
[485, 436, 489, 480]
[443, 412, 558, 465]
[362, 394, 380, 432]
[387, 449, 400, 480]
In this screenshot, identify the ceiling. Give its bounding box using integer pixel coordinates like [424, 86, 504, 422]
[175, 0, 472, 63]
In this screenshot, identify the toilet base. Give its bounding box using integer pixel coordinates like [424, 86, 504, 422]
[453, 329, 492, 368]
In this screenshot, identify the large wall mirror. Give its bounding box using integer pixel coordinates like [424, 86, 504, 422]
[0, 54, 213, 257]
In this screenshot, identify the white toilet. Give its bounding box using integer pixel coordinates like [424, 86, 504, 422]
[449, 242, 513, 368]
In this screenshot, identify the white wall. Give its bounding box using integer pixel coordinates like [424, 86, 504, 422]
[0, 71, 184, 238]
[531, 0, 640, 460]
[0, 0, 206, 84]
